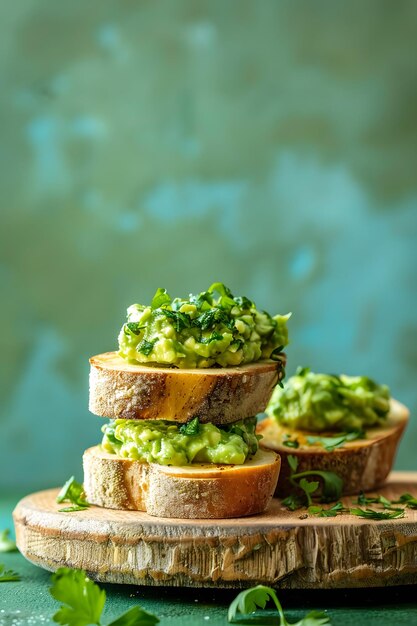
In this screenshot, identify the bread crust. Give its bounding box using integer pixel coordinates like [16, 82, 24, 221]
[89, 352, 283, 423]
[83, 446, 281, 519]
[257, 398, 408, 496]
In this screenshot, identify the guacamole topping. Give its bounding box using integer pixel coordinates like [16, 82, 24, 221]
[267, 367, 390, 432]
[118, 282, 289, 368]
[101, 416, 260, 465]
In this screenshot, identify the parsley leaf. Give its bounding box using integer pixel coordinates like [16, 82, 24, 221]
[0, 563, 21, 582]
[108, 606, 159, 626]
[50, 568, 159, 626]
[179, 417, 200, 436]
[306, 430, 365, 452]
[349, 507, 405, 520]
[288, 455, 299, 472]
[160, 308, 192, 332]
[393, 493, 417, 509]
[281, 494, 306, 511]
[308, 502, 345, 517]
[0, 529, 17, 553]
[125, 322, 145, 336]
[283, 437, 300, 449]
[51, 568, 105, 626]
[137, 338, 157, 356]
[56, 477, 90, 512]
[292, 470, 343, 503]
[298, 478, 319, 506]
[356, 492, 394, 509]
[151, 288, 171, 310]
[282, 456, 343, 510]
[228, 584, 330, 625]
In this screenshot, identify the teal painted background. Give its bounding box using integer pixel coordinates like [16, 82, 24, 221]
[1, 1, 416, 492]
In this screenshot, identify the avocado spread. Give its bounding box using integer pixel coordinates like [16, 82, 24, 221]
[101, 416, 259, 465]
[267, 367, 390, 432]
[118, 282, 289, 368]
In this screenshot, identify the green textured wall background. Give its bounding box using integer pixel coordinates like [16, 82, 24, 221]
[1, 1, 416, 492]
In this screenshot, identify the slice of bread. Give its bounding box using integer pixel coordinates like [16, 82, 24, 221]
[89, 352, 283, 424]
[83, 446, 281, 519]
[257, 398, 408, 496]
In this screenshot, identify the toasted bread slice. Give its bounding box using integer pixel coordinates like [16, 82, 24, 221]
[83, 446, 281, 519]
[89, 352, 283, 423]
[257, 398, 408, 496]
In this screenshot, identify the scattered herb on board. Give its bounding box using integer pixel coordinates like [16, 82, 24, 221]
[50, 568, 159, 626]
[306, 491, 417, 519]
[356, 492, 396, 509]
[281, 455, 343, 510]
[349, 507, 405, 520]
[393, 493, 417, 509]
[0, 529, 17, 553]
[308, 502, 346, 517]
[228, 584, 331, 625]
[0, 563, 21, 582]
[56, 477, 90, 512]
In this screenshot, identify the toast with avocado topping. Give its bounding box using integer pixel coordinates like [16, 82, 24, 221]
[257, 368, 408, 496]
[84, 283, 288, 518]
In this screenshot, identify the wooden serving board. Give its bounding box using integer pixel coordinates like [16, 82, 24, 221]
[13, 471, 417, 589]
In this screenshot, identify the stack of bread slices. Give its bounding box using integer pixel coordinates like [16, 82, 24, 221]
[83, 352, 282, 519]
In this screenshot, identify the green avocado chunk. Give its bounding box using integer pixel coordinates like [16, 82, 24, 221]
[101, 416, 260, 466]
[118, 282, 290, 368]
[267, 367, 391, 432]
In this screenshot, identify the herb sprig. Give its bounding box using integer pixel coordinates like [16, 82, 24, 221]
[50, 568, 159, 626]
[350, 507, 405, 520]
[393, 493, 417, 509]
[0, 563, 21, 582]
[308, 502, 345, 517]
[282, 456, 343, 510]
[228, 584, 330, 625]
[56, 477, 90, 512]
[0, 529, 17, 553]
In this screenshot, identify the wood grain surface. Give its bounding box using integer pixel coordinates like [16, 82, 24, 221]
[13, 472, 417, 589]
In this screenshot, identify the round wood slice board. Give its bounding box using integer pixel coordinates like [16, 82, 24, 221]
[13, 471, 417, 589]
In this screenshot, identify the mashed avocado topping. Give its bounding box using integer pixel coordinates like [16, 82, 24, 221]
[267, 367, 390, 432]
[118, 282, 289, 368]
[101, 416, 260, 465]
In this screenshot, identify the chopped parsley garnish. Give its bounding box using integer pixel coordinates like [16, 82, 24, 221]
[137, 338, 157, 356]
[179, 417, 200, 436]
[349, 507, 405, 520]
[308, 502, 345, 517]
[283, 434, 299, 449]
[306, 430, 365, 452]
[118, 283, 290, 369]
[151, 287, 171, 310]
[394, 493, 417, 509]
[125, 322, 145, 335]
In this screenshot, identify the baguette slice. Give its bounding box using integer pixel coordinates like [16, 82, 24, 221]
[89, 352, 283, 423]
[257, 398, 408, 496]
[83, 446, 281, 519]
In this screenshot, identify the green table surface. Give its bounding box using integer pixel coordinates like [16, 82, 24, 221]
[2, 494, 417, 626]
